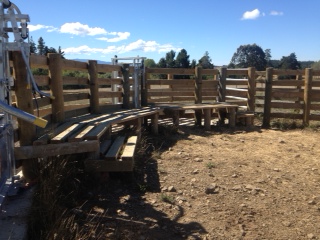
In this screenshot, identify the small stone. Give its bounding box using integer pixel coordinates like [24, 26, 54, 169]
[307, 233, 315, 239]
[205, 183, 219, 194]
[308, 200, 316, 205]
[282, 221, 291, 227]
[273, 168, 280, 172]
[194, 157, 202, 162]
[231, 174, 238, 178]
[168, 186, 176, 192]
[279, 139, 286, 144]
[232, 185, 242, 191]
[192, 169, 199, 174]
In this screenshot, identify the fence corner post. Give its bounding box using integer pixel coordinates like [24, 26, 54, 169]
[247, 67, 256, 112]
[88, 60, 100, 114]
[303, 68, 313, 126]
[48, 53, 64, 123]
[218, 67, 227, 102]
[262, 67, 273, 128]
[122, 64, 130, 109]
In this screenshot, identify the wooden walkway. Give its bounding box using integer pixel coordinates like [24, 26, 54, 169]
[14, 103, 244, 172]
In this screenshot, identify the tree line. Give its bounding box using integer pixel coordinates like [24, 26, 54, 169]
[30, 36, 319, 72]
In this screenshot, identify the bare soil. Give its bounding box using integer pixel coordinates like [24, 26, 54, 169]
[75, 122, 320, 240]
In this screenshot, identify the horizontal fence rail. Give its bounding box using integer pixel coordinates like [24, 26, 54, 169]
[9, 53, 320, 145]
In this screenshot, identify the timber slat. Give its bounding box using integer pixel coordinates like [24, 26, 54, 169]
[68, 125, 96, 142]
[51, 123, 86, 143]
[100, 139, 112, 156]
[15, 140, 99, 160]
[105, 136, 126, 161]
[121, 136, 138, 161]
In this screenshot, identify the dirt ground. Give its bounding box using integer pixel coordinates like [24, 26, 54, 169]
[73, 120, 320, 240]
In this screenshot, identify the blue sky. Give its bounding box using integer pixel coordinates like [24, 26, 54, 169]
[12, 0, 320, 66]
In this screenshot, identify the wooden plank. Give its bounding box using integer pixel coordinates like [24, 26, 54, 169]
[84, 122, 112, 140]
[64, 92, 90, 102]
[30, 54, 48, 68]
[96, 64, 121, 73]
[121, 136, 138, 161]
[34, 75, 50, 86]
[62, 59, 88, 71]
[146, 67, 194, 75]
[100, 139, 112, 156]
[68, 125, 96, 142]
[85, 159, 133, 172]
[15, 140, 99, 160]
[105, 136, 126, 160]
[63, 76, 88, 85]
[51, 123, 85, 143]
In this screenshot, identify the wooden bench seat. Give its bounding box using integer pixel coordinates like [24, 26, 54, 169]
[156, 102, 238, 130]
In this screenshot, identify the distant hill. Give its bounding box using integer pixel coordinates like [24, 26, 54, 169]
[72, 59, 112, 64]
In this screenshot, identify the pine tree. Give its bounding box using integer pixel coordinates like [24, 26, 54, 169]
[37, 37, 46, 55]
[30, 36, 37, 54]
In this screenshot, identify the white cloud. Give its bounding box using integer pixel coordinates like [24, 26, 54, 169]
[62, 40, 180, 56]
[28, 24, 57, 32]
[270, 10, 284, 16]
[241, 9, 262, 20]
[96, 32, 130, 42]
[60, 22, 107, 36]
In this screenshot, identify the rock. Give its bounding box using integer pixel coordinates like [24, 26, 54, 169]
[273, 168, 280, 172]
[168, 186, 176, 192]
[231, 174, 238, 178]
[205, 183, 219, 194]
[307, 233, 315, 239]
[232, 185, 242, 191]
[194, 157, 202, 162]
[308, 200, 316, 205]
[282, 221, 291, 227]
[192, 169, 199, 174]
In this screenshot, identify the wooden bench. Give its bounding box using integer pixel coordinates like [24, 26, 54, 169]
[156, 102, 238, 130]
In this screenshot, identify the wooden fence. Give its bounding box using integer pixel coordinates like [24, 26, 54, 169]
[10, 53, 320, 145]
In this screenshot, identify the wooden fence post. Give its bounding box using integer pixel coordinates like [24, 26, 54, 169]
[12, 51, 37, 181]
[303, 68, 313, 125]
[247, 67, 256, 112]
[88, 60, 100, 113]
[141, 68, 148, 106]
[195, 66, 203, 104]
[218, 67, 227, 102]
[48, 53, 64, 123]
[122, 64, 130, 109]
[12, 51, 36, 145]
[195, 66, 203, 125]
[262, 67, 273, 128]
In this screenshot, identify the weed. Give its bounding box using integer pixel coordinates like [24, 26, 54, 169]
[160, 194, 175, 204]
[206, 162, 216, 169]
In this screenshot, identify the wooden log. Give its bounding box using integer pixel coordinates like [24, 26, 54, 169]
[88, 60, 100, 114]
[49, 53, 65, 123]
[105, 136, 126, 160]
[15, 140, 100, 160]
